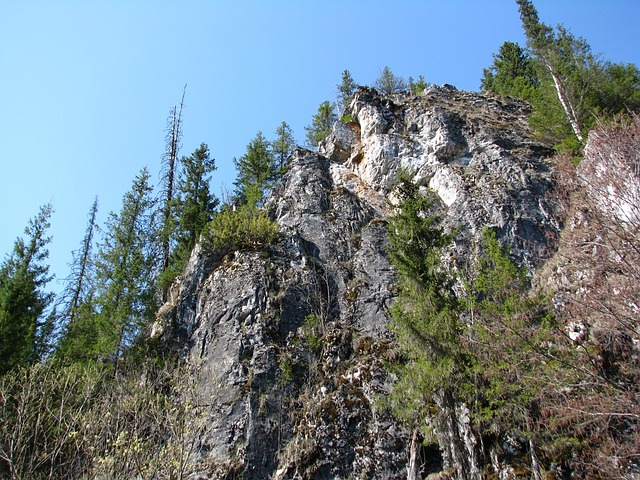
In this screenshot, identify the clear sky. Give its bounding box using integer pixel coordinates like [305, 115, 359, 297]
[1, 0, 639, 294]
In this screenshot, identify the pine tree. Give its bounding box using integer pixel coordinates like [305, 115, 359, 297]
[336, 69, 357, 113]
[0, 204, 54, 373]
[374, 66, 407, 95]
[272, 121, 295, 177]
[304, 100, 337, 147]
[93, 169, 157, 367]
[515, 0, 596, 143]
[233, 131, 276, 208]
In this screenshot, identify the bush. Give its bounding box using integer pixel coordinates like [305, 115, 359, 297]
[203, 205, 278, 258]
[0, 359, 207, 479]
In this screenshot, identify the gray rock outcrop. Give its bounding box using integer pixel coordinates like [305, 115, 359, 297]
[156, 85, 559, 479]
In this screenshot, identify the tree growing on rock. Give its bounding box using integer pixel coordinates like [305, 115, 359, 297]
[336, 69, 357, 113]
[234, 131, 277, 207]
[272, 121, 295, 177]
[408, 75, 428, 95]
[374, 66, 407, 95]
[480, 41, 538, 101]
[304, 100, 337, 148]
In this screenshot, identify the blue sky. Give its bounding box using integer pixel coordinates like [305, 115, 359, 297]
[1, 1, 639, 293]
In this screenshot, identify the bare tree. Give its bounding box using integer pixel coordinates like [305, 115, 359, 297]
[160, 86, 187, 278]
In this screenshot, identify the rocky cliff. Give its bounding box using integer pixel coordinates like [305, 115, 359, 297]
[155, 85, 559, 479]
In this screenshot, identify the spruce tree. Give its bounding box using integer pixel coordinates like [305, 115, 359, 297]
[93, 169, 157, 366]
[480, 41, 538, 101]
[386, 174, 462, 426]
[176, 143, 218, 253]
[233, 131, 276, 208]
[0, 203, 54, 373]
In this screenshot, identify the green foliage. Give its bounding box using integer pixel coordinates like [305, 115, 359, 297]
[374, 66, 407, 95]
[480, 41, 538, 101]
[57, 198, 99, 362]
[408, 75, 428, 95]
[514, 0, 640, 147]
[278, 355, 297, 387]
[91, 168, 158, 363]
[157, 143, 220, 294]
[462, 229, 555, 435]
[233, 131, 277, 208]
[0, 359, 206, 479]
[301, 313, 323, 353]
[304, 100, 338, 147]
[386, 178, 560, 470]
[175, 143, 219, 252]
[386, 172, 463, 433]
[340, 113, 354, 124]
[203, 205, 278, 258]
[272, 121, 295, 177]
[336, 69, 357, 112]
[0, 204, 54, 374]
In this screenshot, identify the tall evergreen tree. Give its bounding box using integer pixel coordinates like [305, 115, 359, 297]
[93, 169, 157, 367]
[56, 198, 99, 361]
[480, 41, 538, 101]
[272, 121, 295, 177]
[233, 131, 276, 208]
[385, 174, 477, 478]
[304, 100, 337, 147]
[0, 204, 54, 374]
[176, 144, 219, 256]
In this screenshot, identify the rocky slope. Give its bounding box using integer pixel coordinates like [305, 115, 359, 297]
[155, 85, 559, 479]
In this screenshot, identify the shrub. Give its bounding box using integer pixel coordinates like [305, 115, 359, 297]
[203, 205, 279, 258]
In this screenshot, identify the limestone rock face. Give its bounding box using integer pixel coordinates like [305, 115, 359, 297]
[158, 86, 559, 479]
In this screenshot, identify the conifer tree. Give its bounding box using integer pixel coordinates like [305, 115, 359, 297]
[374, 66, 407, 95]
[56, 198, 99, 361]
[385, 174, 468, 465]
[0, 204, 54, 373]
[480, 41, 538, 100]
[93, 169, 157, 367]
[408, 75, 428, 95]
[272, 121, 295, 177]
[516, 0, 604, 143]
[336, 69, 357, 113]
[233, 131, 276, 207]
[304, 101, 337, 147]
[176, 144, 219, 256]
